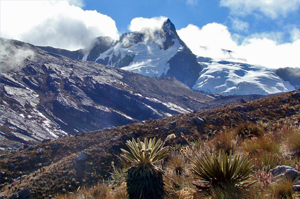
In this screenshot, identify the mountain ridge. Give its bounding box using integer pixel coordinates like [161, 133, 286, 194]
[38, 18, 296, 95]
[0, 37, 261, 146]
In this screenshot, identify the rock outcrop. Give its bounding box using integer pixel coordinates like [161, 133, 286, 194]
[0, 38, 220, 145]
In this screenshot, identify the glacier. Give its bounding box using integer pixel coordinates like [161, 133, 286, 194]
[193, 58, 295, 95]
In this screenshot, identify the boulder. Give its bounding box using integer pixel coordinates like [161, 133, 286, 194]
[285, 169, 300, 181]
[9, 188, 32, 199]
[269, 165, 299, 181]
[76, 152, 88, 162]
[18, 188, 32, 199]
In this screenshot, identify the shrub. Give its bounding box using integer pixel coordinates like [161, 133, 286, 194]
[286, 129, 300, 155]
[271, 179, 294, 199]
[210, 130, 236, 154]
[120, 136, 172, 199]
[190, 150, 254, 195]
[165, 151, 186, 176]
[234, 122, 265, 140]
[242, 135, 280, 157]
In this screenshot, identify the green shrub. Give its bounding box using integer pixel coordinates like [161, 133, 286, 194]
[190, 150, 254, 196]
[120, 136, 172, 199]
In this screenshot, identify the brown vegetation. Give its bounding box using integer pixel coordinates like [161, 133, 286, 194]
[0, 90, 300, 198]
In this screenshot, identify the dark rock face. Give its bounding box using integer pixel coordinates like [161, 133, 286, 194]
[9, 188, 32, 199]
[165, 50, 201, 88]
[0, 38, 217, 144]
[86, 36, 116, 61]
[270, 165, 300, 181]
[0, 38, 264, 146]
[38, 19, 202, 89]
[38, 46, 84, 61]
[276, 67, 300, 89]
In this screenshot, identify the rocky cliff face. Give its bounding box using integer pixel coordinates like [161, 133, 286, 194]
[38, 19, 296, 96]
[3, 38, 246, 145]
[39, 19, 202, 88]
[276, 67, 300, 90]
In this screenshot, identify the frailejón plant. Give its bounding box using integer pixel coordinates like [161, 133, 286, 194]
[120, 135, 174, 199]
[190, 150, 254, 193]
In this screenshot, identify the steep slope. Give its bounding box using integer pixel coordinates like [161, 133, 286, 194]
[92, 19, 202, 88]
[193, 57, 295, 95]
[1, 38, 257, 146]
[276, 67, 300, 89]
[0, 89, 299, 198]
[40, 19, 202, 88]
[38, 18, 296, 96]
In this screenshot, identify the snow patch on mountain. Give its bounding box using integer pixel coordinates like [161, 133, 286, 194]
[95, 31, 183, 77]
[121, 38, 182, 77]
[193, 58, 295, 95]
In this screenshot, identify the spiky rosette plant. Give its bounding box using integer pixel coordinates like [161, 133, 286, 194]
[190, 150, 254, 195]
[120, 136, 174, 199]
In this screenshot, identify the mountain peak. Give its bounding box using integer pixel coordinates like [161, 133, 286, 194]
[158, 18, 188, 51]
[162, 18, 175, 31]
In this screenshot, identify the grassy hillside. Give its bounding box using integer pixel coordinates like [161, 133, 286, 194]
[0, 90, 300, 198]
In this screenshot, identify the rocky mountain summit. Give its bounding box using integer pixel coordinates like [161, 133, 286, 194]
[1, 38, 260, 146]
[39, 18, 296, 96]
[40, 19, 202, 88]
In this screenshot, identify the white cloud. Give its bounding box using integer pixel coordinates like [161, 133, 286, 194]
[230, 18, 249, 32]
[1, 39, 36, 73]
[238, 37, 300, 69]
[0, 0, 119, 50]
[129, 16, 168, 32]
[68, 0, 85, 7]
[178, 23, 238, 58]
[290, 27, 300, 41]
[220, 0, 300, 19]
[178, 23, 300, 69]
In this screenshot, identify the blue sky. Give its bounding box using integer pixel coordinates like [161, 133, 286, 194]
[82, 0, 299, 42]
[83, 0, 226, 33]
[1, 0, 300, 68]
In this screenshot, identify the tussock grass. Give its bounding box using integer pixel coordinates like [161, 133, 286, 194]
[1, 90, 300, 198]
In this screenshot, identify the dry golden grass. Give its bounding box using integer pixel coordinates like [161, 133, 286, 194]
[286, 128, 300, 155]
[271, 179, 294, 199]
[1, 90, 300, 198]
[56, 182, 127, 199]
[59, 119, 300, 199]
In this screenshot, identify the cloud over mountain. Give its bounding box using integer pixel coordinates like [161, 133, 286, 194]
[177, 23, 238, 59]
[128, 16, 168, 32]
[1, 0, 300, 69]
[178, 22, 300, 69]
[0, 0, 119, 50]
